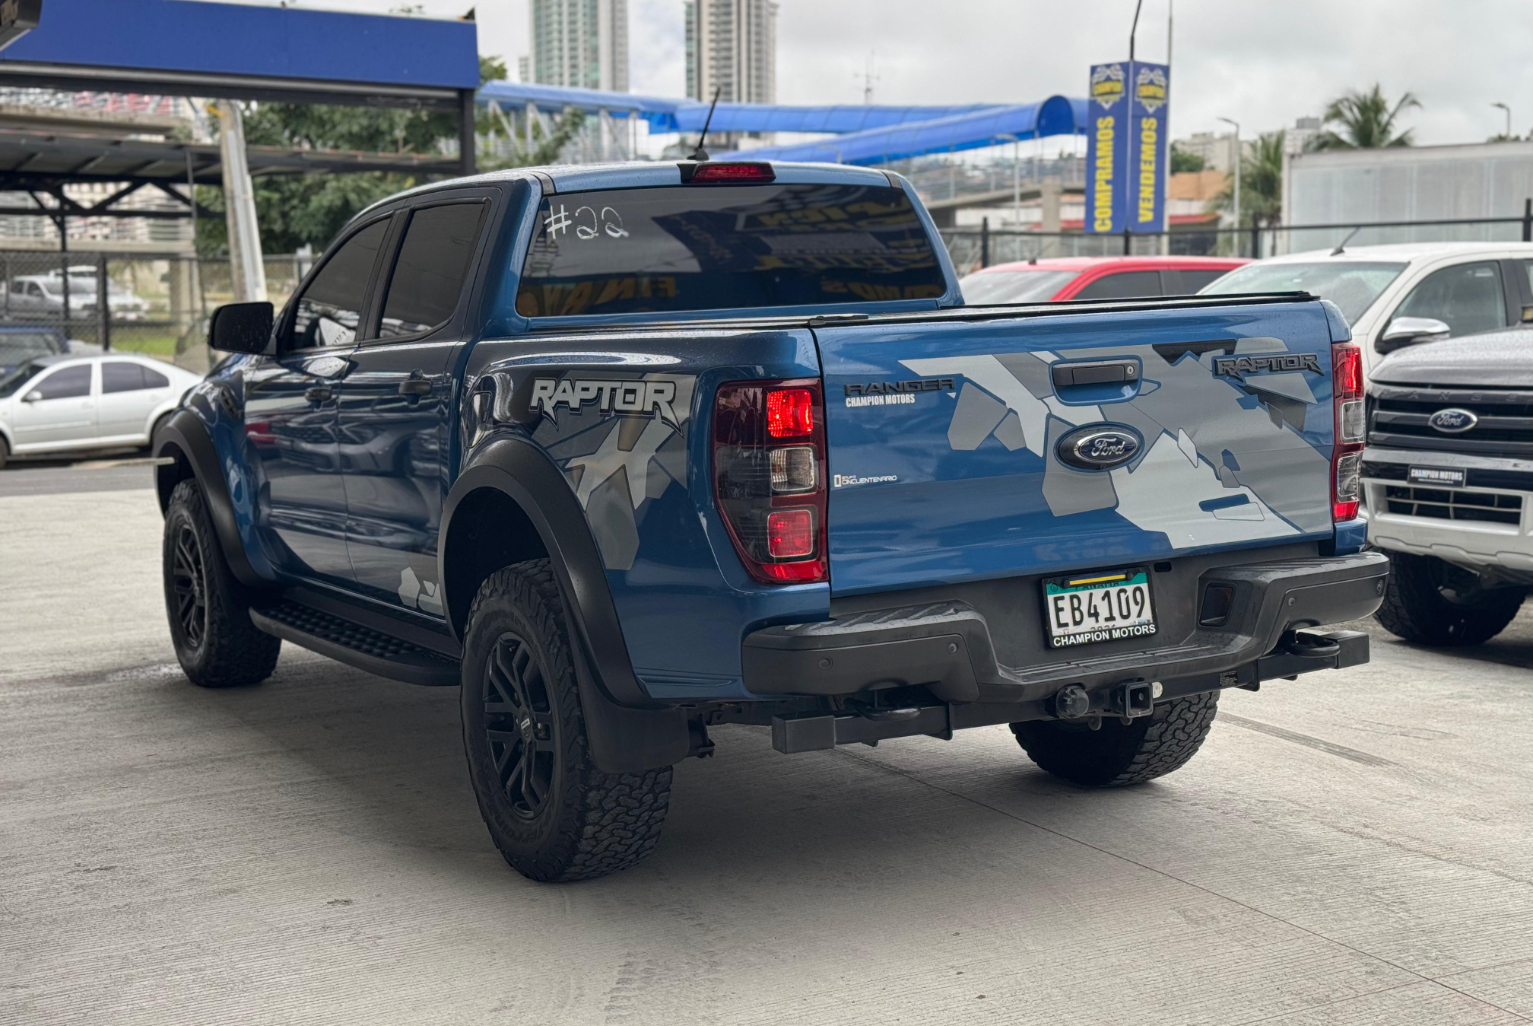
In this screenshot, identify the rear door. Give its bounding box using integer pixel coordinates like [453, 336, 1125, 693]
[816, 300, 1339, 594]
[97, 359, 171, 443]
[335, 196, 492, 615]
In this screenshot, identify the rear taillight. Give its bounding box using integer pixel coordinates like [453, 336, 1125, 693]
[713, 378, 828, 584]
[1332, 342, 1364, 521]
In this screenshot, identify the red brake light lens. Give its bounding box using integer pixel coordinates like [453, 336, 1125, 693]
[685, 162, 776, 183]
[767, 509, 815, 558]
[1334, 344, 1363, 401]
[766, 387, 814, 438]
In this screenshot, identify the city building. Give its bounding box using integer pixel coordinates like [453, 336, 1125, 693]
[684, 0, 778, 105]
[523, 0, 629, 93]
[1174, 130, 1242, 173]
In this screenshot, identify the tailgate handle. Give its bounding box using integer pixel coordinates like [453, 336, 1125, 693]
[1052, 359, 1140, 390]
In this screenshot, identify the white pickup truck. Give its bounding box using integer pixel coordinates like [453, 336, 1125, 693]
[1202, 242, 1533, 372]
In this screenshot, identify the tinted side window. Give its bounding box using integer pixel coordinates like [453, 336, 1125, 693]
[1394, 261, 1506, 337]
[33, 364, 91, 400]
[1073, 270, 1164, 300]
[291, 219, 389, 349]
[377, 203, 486, 340]
[102, 361, 146, 393]
[1180, 268, 1231, 292]
[143, 366, 170, 389]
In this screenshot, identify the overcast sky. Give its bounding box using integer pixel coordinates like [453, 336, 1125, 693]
[219, 0, 1533, 145]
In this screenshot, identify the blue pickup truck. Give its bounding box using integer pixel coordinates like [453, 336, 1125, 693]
[154, 160, 1386, 882]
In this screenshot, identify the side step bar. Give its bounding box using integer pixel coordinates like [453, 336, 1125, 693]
[250, 600, 460, 687]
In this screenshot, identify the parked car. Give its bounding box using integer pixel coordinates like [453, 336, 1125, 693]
[0, 325, 68, 374]
[5, 271, 151, 321]
[155, 159, 1384, 884]
[959, 256, 1248, 304]
[1361, 328, 1533, 645]
[1199, 242, 1533, 372]
[0, 352, 201, 468]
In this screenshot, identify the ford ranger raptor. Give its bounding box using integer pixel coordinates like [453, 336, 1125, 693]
[154, 160, 1386, 882]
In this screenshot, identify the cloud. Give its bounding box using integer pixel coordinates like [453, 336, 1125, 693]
[220, 0, 1533, 144]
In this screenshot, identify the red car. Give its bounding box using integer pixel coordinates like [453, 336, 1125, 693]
[958, 256, 1249, 305]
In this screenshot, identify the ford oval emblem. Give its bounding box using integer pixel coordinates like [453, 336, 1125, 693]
[1056, 424, 1143, 470]
[1428, 407, 1478, 434]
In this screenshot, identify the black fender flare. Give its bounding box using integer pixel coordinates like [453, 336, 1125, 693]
[441, 436, 690, 773]
[153, 408, 267, 590]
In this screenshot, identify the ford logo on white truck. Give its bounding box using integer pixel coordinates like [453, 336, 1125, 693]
[1056, 425, 1143, 470]
[1428, 407, 1478, 433]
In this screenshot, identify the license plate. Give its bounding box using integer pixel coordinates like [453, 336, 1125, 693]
[1042, 567, 1158, 649]
[1408, 466, 1465, 488]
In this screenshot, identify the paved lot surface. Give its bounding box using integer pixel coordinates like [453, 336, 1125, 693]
[5, 463, 1533, 1025]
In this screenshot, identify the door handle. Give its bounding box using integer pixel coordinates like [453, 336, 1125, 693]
[305, 385, 333, 403]
[398, 373, 433, 398]
[1051, 360, 1140, 391]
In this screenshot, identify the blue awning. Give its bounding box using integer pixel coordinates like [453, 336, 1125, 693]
[478, 81, 1028, 138]
[715, 96, 1088, 165]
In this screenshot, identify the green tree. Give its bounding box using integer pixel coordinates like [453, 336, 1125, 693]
[1170, 144, 1205, 174]
[198, 55, 585, 255]
[1309, 84, 1421, 150]
[1210, 129, 1286, 227]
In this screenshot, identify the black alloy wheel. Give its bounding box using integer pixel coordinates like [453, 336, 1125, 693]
[170, 521, 208, 650]
[483, 632, 557, 820]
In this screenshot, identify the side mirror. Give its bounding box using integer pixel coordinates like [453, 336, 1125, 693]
[1376, 316, 1450, 355]
[208, 301, 274, 355]
[21, 390, 42, 403]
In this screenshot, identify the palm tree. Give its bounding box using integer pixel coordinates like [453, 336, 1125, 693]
[1210, 129, 1286, 227]
[1309, 84, 1420, 149]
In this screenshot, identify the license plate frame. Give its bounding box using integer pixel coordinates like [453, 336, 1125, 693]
[1407, 466, 1466, 488]
[1041, 566, 1158, 649]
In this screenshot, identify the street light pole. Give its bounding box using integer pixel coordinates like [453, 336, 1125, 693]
[1217, 116, 1241, 254]
[1493, 101, 1511, 138]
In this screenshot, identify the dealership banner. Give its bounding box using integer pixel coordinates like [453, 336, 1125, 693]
[1084, 61, 1169, 234]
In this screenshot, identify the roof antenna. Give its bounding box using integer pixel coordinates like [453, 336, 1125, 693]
[689, 87, 722, 162]
[1331, 226, 1361, 256]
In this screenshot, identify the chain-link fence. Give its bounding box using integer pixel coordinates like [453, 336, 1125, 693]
[0, 249, 312, 365]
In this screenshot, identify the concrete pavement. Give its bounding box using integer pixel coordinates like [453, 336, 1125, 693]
[3, 464, 1533, 1025]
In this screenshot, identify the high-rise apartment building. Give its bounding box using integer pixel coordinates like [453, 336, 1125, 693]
[684, 0, 778, 105]
[525, 0, 629, 93]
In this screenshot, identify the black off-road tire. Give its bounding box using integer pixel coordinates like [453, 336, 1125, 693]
[461, 559, 672, 883]
[1011, 692, 1219, 787]
[162, 479, 281, 687]
[1374, 551, 1523, 647]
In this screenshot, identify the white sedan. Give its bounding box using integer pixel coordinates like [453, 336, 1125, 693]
[0, 353, 202, 468]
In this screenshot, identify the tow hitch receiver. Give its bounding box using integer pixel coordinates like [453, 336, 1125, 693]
[1107, 680, 1155, 719]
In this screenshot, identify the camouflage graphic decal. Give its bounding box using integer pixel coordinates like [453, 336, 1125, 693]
[529, 372, 695, 571]
[901, 336, 1331, 549]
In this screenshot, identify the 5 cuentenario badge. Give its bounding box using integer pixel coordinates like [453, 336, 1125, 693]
[1084, 60, 1170, 236]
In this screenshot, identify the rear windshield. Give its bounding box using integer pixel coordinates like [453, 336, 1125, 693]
[514, 183, 947, 317]
[959, 269, 1078, 305]
[1199, 260, 1406, 325]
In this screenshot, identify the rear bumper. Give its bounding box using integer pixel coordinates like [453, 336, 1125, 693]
[742, 551, 1388, 705]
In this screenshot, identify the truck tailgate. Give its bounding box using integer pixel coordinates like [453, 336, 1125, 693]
[815, 300, 1338, 595]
